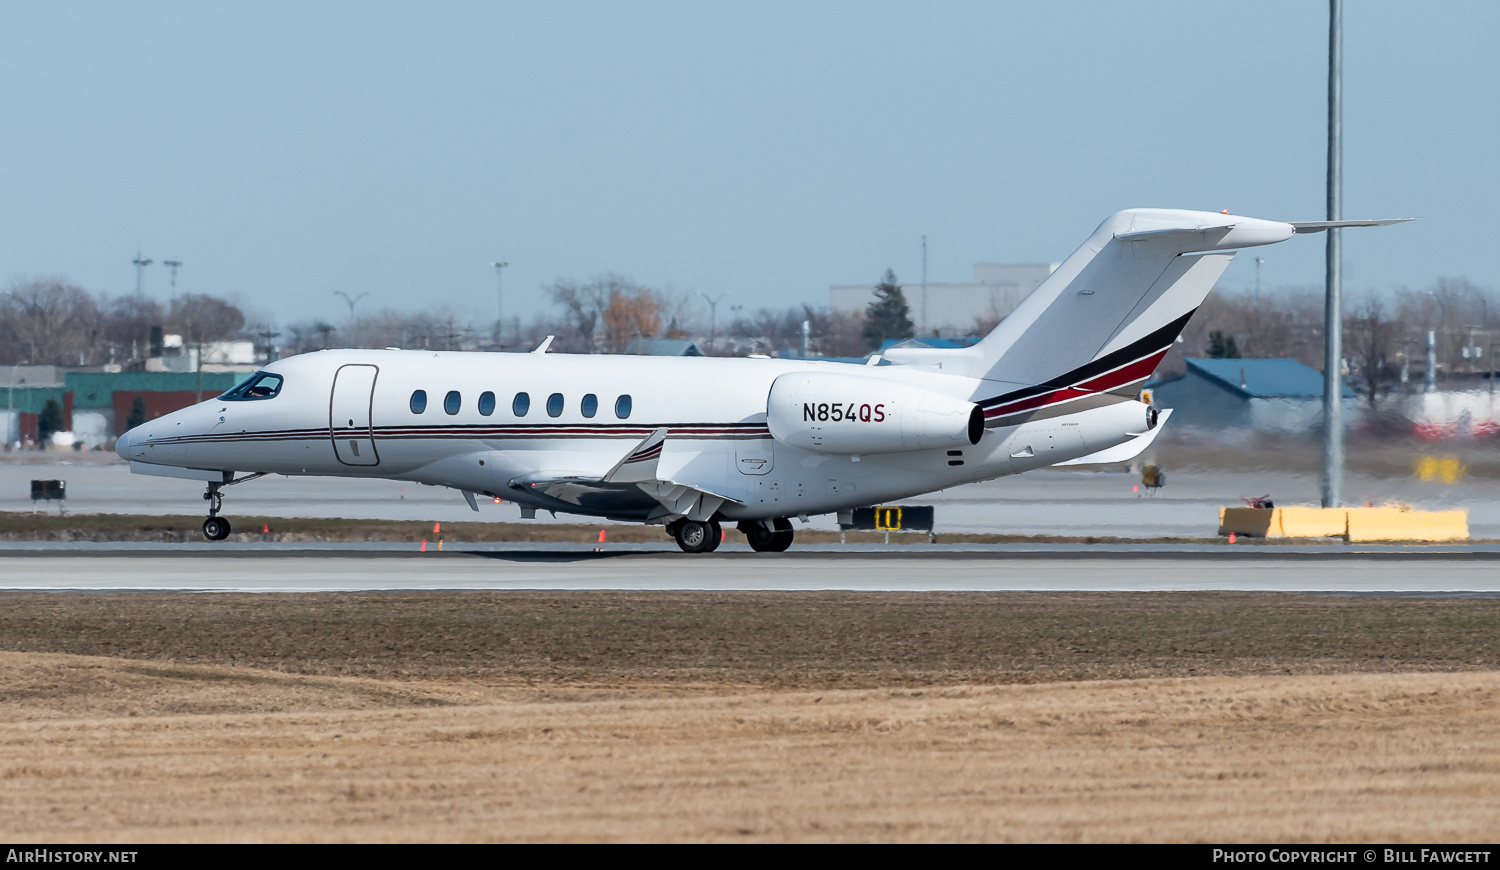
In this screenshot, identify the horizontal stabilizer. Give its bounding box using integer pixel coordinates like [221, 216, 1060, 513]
[1291, 218, 1414, 233]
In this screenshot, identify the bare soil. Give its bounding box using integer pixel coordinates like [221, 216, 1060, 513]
[1, 652, 1496, 843]
[1, 592, 1499, 842]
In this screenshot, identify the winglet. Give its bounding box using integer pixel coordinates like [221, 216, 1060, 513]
[603, 427, 668, 483]
[533, 335, 555, 354]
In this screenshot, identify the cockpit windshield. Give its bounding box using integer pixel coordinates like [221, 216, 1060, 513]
[220, 372, 285, 401]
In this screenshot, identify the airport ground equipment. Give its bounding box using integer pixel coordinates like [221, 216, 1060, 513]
[30, 479, 65, 515]
[841, 506, 936, 544]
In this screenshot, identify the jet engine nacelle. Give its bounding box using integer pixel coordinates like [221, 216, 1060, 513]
[766, 372, 984, 455]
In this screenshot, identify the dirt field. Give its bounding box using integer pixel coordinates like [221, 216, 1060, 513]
[3, 592, 1498, 842]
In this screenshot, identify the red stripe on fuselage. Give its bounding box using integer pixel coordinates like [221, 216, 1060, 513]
[982, 346, 1170, 420]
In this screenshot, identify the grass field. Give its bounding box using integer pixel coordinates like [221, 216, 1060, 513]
[2, 592, 1498, 842]
[0, 510, 1247, 545]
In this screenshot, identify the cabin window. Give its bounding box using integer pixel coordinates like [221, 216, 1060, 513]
[546, 393, 564, 417]
[615, 395, 632, 419]
[221, 372, 284, 401]
[478, 391, 496, 416]
[513, 392, 530, 416]
[444, 391, 461, 415]
[410, 390, 427, 414]
[581, 393, 598, 418]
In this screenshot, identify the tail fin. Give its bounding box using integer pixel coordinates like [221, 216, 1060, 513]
[886, 209, 1300, 387]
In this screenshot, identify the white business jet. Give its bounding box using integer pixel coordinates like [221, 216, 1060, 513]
[115, 209, 1406, 552]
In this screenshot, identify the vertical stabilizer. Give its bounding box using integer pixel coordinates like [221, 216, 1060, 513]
[883, 209, 1298, 406]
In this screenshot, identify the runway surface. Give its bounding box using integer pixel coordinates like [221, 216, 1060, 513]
[6, 454, 1498, 538]
[4, 543, 1500, 594]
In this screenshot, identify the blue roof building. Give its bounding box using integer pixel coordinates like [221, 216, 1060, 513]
[1149, 358, 1357, 432]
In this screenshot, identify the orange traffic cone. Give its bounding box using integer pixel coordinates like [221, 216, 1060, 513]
[595, 529, 606, 552]
[420, 539, 427, 552]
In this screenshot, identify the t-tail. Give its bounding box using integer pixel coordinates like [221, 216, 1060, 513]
[882, 208, 1410, 426]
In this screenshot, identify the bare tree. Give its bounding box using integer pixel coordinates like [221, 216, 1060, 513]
[0, 277, 101, 365]
[545, 274, 662, 353]
[1158, 286, 1325, 377]
[168, 294, 246, 347]
[727, 304, 869, 358]
[100, 294, 164, 366]
[1345, 296, 1399, 409]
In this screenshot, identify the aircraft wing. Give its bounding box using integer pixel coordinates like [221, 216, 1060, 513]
[1052, 408, 1172, 466]
[508, 428, 741, 522]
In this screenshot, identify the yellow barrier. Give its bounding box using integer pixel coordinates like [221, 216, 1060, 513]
[1218, 507, 1279, 538]
[1276, 506, 1350, 538]
[1217, 506, 1468, 542]
[1345, 507, 1468, 543]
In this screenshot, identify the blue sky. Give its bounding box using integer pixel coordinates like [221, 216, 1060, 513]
[1, 1, 1495, 330]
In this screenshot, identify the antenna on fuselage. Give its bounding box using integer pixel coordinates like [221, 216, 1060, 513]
[532, 335, 554, 354]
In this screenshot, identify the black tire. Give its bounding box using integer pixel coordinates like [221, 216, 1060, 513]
[744, 518, 793, 552]
[767, 517, 794, 552]
[673, 519, 716, 553]
[203, 517, 231, 541]
[704, 519, 723, 552]
[743, 520, 778, 552]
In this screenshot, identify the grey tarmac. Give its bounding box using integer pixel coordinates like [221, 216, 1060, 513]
[5, 543, 1500, 594]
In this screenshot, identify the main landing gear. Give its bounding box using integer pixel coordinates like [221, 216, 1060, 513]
[740, 518, 793, 553]
[668, 518, 723, 553]
[666, 517, 796, 553]
[202, 481, 230, 541]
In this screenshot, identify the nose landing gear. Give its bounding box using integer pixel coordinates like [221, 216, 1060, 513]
[202, 481, 231, 540]
[197, 473, 265, 541]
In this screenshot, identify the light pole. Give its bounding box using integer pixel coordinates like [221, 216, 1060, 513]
[7, 361, 27, 448]
[132, 254, 152, 296]
[334, 291, 368, 319]
[334, 291, 369, 347]
[697, 291, 731, 351]
[163, 260, 182, 288]
[1321, 0, 1343, 509]
[1427, 289, 1449, 389]
[490, 261, 508, 349]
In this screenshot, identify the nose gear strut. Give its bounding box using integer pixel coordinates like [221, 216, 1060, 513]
[200, 472, 267, 541]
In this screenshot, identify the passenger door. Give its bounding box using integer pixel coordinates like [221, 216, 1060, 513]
[330, 364, 380, 466]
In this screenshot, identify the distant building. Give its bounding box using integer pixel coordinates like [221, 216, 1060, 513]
[147, 338, 259, 373]
[4, 370, 248, 449]
[1149, 358, 1359, 432]
[625, 338, 704, 356]
[832, 263, 1055, 337]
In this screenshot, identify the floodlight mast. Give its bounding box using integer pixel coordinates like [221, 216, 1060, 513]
[132, 253, 152, 297]
[164, 260, 182, 288]
[1322, 0, 1343, 509]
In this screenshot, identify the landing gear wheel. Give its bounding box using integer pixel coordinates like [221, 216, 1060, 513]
[671, 519, 720, 553]
[203, 516, 231, 541]
[742, 518, 794, 552]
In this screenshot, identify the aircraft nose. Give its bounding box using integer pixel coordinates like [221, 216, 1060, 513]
[115, 428, 133, 459]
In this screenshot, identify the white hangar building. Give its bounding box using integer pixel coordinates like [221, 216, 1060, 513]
[831, 263, 1056, 338]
